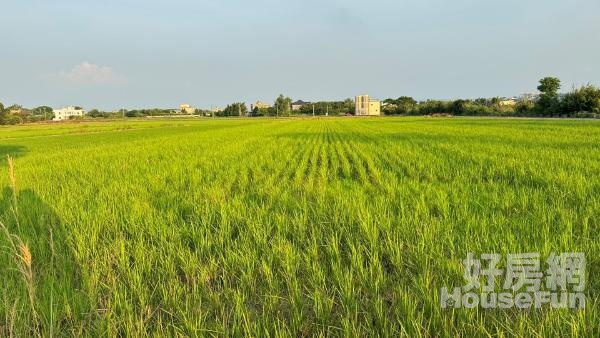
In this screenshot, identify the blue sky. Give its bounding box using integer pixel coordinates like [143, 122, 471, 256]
[1, 0, 599, 110]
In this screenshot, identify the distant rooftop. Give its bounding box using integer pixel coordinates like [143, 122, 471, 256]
[292, 100, 310, 105]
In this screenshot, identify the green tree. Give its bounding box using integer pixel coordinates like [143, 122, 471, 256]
[252, 107, 274, 117]
[274, 95, 292, 116]
[344, 98, 355, 114]
[559, 85, 600, 116]
[32, 106, 54, 120]
[536, 77, 561, 115]
[0, 103, 23, 125]
[451, 99, 470, 115]
[417, 100, 452, 115]
[515, 100, 535, 116]
[87, 109, 103, 118]
[220, 103, 248, 117]
[383, 97, 417, 115]
[538, 77, 561, 95]
[0, 102, 6, 124]
[474, 98, 489, 106]
[297, 101, 351, 116]
[396, 96, 417, 114]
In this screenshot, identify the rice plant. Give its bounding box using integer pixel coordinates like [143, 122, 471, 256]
[0, 117, 598, 336]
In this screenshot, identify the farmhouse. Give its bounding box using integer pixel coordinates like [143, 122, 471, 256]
[53, 106, 86, 121]
[355, 95, 381, 116]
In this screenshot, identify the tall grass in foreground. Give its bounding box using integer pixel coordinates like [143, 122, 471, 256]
[1, 156, 40, 337]
[0, 117, 599, 336]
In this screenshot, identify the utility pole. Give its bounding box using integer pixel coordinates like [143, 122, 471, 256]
[312, 104, 315, 117]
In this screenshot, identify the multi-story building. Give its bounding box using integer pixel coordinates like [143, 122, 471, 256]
[355, 95, 381, 116]
[180, 104, 196, 114]
[53, 106, 86, 121]
[251, 101, 271, 110]
[499, 98, 517, 106]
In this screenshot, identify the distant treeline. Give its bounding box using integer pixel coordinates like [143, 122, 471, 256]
[0, 105, 54, 124]
[100, 109, 173, 118]
[1, 77, 599, 125]
[383, 78, 600, 118]
[211, 96, 354, 117]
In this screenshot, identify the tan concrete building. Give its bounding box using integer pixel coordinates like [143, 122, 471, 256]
[498, 99, 517, 107]
[180, 104, 196, 114]
[252, 101, 271, 110]
[355, 95, 381, 116]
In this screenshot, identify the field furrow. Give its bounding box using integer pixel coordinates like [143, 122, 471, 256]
[0, 117, 599, 337]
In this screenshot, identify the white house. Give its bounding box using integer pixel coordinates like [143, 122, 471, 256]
[53, 106, 86, 121]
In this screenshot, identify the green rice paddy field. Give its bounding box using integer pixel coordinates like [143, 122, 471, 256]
[0, 117, 599, 337]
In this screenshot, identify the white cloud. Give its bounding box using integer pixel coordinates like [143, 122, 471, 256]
[58, 62, 126, 85]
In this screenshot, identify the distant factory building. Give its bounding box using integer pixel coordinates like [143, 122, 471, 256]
[355, 95, 381, 116]
[53, 106, 86, 121]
